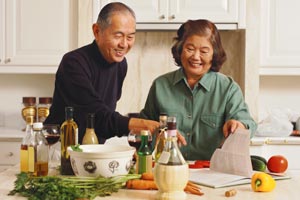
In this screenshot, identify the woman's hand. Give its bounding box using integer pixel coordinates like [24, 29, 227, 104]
[223, 119, 246, 137]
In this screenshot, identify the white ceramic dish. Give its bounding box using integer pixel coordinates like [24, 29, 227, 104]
[67, 144, 135, 177]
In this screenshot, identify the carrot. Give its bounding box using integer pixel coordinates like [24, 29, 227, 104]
[128, 172, 203, 196]
[126, 179, 158, 190]
[141, 172, 154, 180]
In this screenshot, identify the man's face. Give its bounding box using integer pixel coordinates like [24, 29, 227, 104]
[93, 12, 136, 63]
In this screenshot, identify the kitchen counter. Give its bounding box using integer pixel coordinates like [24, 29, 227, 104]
[250, 136, 300, 170]
[1, 165, 300, 200]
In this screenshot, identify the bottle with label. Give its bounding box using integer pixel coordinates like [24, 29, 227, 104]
[60, 106, 78, 175]
[152, 113, 168, 161]
[137, 130, 152, 174]
[32, 122, 49, 176]
[154, 116, 189, 200]
[82, 113, 99, 144]
[20, 116, 34, 172]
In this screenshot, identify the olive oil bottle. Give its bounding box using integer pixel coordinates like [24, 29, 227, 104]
[20, 117, 33, 172]
[152, 113, 168, 161]
[29, 122, 49, 176]
[60, 107, 78, 175]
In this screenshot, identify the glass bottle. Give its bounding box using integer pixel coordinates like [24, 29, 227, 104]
[137, 130, 152, 174]
[152, 113, 168, 162]
[20, 116, 33, 172]
[33, 122, 49, 176]
[82, 113, 99, 144]
[154, 116, 189, 200]
[60, 106, 78, 175]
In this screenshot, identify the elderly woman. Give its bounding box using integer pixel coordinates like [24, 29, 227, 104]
[140, 19, 257, 160]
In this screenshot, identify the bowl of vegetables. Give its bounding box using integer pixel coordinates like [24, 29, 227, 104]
[67, 144, 135, 177]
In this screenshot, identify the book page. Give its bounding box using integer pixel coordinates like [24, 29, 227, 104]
[210, 128, 253, 177]
[189, 168, 250, 188]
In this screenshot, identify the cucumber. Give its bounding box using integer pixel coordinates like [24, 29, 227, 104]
[251, 156, 267, 172]
[251, 155, 267, 165]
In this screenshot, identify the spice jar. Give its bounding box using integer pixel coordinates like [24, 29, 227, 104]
[21, 97, 37, 130]
[37, 97, 52, 123]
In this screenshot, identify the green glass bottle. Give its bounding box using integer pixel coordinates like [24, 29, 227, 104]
[137, 130, 152, 174]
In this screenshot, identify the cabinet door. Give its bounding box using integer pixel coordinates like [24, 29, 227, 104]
[260, 0, 300, 75]
[2, 0, 75, 67]
[93, 0, 245, 29]
[93, 0, 168, 23]
[169, 0, 240, 23]
[0, 141, 20, 166]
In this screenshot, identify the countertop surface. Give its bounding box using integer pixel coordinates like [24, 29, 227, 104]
[1, 165, 300, 200]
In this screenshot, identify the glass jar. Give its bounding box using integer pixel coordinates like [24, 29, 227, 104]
[38, 97, 52, 123]
[21, 97, 37, 130]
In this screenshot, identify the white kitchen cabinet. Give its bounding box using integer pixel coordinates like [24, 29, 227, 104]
[0, 131, 22, 172]
[93, 0, 245, 30]
[0, 0, 77, 74]
[260, 0, 300, 75]
[0, 140, 21, 172]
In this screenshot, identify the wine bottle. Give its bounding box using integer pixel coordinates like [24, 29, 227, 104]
[152, 113, 168, 162]
[82, 113, 99, 144]
[60, 106, 78, 175]
[20, 117, 33, 172]
[32, 122, 49, 176]
[154, 116, 189, 200]
[137, 130, 152, 174]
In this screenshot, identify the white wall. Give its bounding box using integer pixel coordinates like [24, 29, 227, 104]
[0, 75, 55, 129]
[258, 76, 300, 122]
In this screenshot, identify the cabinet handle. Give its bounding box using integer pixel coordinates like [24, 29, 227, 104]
[4, 58, 11, 64]
[170, 15, 176, 20]
[8, 152, 14, 157]
[159, 15, 165, 19]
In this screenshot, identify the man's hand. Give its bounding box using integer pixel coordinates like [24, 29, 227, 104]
[177, 131, 187, 146]
[128, 118, 160, 134]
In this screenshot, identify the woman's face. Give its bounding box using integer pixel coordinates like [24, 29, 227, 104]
[180, 35, 213, 80]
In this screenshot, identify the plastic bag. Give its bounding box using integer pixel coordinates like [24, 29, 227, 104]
[255, 109, 293, 137]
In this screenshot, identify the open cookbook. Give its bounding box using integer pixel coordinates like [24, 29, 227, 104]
[189, 129, 291, 188]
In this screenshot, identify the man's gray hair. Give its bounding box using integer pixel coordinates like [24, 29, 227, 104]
[96, 2, 136, 30]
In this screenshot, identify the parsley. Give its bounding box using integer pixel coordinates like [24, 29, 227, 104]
[71, 144, 83, 152]
[9, 172, 141, 200]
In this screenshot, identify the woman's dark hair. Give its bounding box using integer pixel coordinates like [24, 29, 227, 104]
[97, 2, 136, 30]
[171, 19, 227, 72]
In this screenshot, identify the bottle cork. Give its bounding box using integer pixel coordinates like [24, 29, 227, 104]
[225, 189, 237, 197]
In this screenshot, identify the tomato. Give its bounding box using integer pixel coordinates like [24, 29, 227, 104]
[267, 155, 288, 173]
